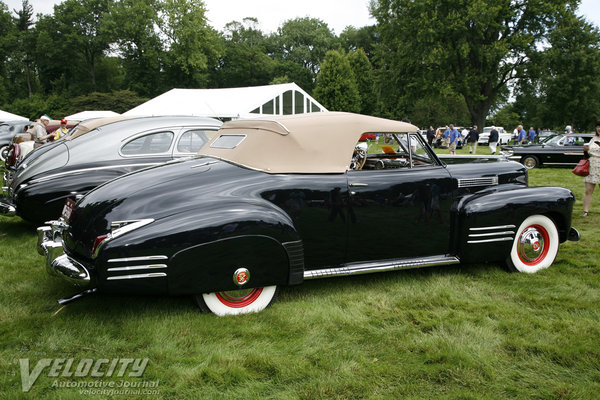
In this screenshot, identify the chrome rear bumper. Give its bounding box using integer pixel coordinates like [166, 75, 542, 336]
[37, 221, 92, 288]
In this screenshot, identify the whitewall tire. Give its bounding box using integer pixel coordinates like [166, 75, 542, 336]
[507, 215, 559, 273]
[194, 286, 278, 316]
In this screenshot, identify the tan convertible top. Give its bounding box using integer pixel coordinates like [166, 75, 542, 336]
[66, 116, 136, 140]
[199, 112, 418, 173]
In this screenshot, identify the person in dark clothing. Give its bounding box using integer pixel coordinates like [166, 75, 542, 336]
[426, 125, 435, 146]
[466, 125, 479, 154]
[489, 126, 499, 154]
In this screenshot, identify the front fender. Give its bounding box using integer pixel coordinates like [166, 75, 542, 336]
[454, 186, 575, 263]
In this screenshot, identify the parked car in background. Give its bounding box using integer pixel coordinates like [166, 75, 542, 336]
[37, 112, 578, 316]
[502, 133, 593, 169]
[478, 126, 511, 145]
[537, 129, 559, 143]
[0, 120, 31, 161]
[1, 115, 222, 224]
[4, 119, 80, 164]
[359, 133, 376, 141]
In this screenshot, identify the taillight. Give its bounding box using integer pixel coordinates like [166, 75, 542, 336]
[90, 219, 154, 258]
[6, 144, 20, 167]
[92, 234, 109, 258]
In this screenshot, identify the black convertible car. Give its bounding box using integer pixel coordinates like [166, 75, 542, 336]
[503, 133, 593, 169]
[1, 116, 222, 224]
[37, 112, 579, 316]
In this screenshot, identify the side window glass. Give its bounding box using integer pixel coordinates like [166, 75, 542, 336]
[350, 133, 434, 171]
[409, 133, 434, 167]
[122, 131, 174, 155]
[176, 129, 217, 153]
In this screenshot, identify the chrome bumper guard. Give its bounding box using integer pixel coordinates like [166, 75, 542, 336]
[0, 200, 16, 216]
[0, 184, 16, 216]
[37, 220, 91, 288]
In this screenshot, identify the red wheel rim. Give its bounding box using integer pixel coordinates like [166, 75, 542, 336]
[216, 288, 263, 308]
[517, 224, 550, 266]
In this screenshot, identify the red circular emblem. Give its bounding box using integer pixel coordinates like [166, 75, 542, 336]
[532, 242, 540, 252]
[233, 268, 250, 286]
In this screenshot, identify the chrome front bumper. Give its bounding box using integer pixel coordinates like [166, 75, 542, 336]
[0, 186, 15, 217]
[37, 220, 92, 287]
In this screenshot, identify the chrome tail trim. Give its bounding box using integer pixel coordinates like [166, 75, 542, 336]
[304, 255, 460, 280]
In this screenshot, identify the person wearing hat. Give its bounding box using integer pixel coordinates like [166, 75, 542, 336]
[582, 121, 600, 216]
[38, 118, 68, 143]
[52, 119, 69, 140]
[32, 115, 51, 147]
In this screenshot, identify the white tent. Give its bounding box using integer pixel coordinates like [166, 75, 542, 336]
[123, 83, 327, 119]
[65, 110, 120, 121]
[0, 110, 28, 121]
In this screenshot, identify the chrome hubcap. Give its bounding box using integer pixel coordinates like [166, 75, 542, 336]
[524, 158, 536, 168]
[517, 226, 546, 264]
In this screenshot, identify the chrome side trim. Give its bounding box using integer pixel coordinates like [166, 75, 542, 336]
[304, 255, 460, 280]
[457, 176, 498, 188]
[467, 237, 514, 244]
[107, 255, 168, 263]
[106, 273, 167, 281]
[470, 225, 516, 231]
[107, 264, 167, 272]
[29, 163, 160, 184]
[468, 231, 515, 237]
[467, 224, 516, 244]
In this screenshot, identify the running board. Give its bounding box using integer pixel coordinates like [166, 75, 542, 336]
[304, 255, 460, 280]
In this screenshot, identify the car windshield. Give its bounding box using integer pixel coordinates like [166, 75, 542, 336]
[543, 135, 566, 146]
[540, 134, 559, 144]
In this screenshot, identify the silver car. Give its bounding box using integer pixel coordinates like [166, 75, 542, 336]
[1, 115, 222, 224]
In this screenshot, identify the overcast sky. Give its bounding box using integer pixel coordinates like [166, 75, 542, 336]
[2, 0, 599, 34]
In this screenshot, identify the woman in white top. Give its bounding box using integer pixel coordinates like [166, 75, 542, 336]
[582, 121, 600, 216]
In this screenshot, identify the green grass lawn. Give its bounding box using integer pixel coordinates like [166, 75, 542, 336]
[1, 164, 599, 399]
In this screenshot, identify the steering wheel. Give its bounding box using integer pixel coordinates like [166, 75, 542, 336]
[352, 148, 367, 170]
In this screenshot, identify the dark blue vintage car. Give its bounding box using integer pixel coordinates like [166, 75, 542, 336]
[37, 112, 579, 316]
[503, 133, 593, 169]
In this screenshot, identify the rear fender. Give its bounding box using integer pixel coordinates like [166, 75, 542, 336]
[101, 201, 304, 295]
[454, 186, 575, 263]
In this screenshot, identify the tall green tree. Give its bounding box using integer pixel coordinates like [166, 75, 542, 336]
[528, 14, 600, 131]
[213, 17, 275, 88]
[347, 48, 376, 115]
[269, 17, 337, 92]
[313, 50, 360, 112]
[51, 0, 114, 92]
[371, 0, 578, 129]
[0, 1, 16, 101]
[108, 0, 164, 96]
[156, 0, 221, 88]
[12, 0, 35, 97]
[339, 25, 378, 60]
